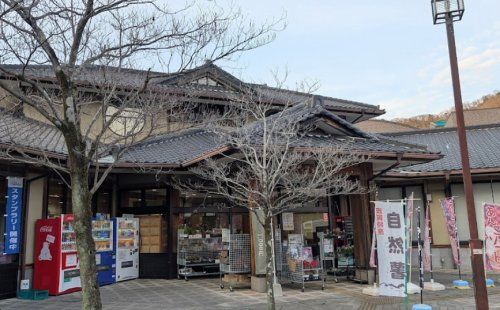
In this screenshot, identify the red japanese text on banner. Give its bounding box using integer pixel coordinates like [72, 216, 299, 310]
[374, 201, 406, 297]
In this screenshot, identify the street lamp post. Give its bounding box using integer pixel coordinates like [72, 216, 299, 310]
[430, 1, 489, 309]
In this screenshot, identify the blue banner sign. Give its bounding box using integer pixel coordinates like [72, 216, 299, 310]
[4, 177, 23, 254]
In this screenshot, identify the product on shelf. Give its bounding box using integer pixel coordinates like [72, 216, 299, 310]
[137, 214, 167, 253]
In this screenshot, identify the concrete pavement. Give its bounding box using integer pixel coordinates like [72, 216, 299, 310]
[0, 270, 498, 309]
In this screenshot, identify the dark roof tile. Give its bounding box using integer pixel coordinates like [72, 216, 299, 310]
[386, 125, 500, 172]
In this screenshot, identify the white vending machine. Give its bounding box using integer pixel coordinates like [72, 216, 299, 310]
[113, 216, 139, 282]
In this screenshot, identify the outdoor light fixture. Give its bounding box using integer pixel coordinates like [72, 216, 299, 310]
[431, 0, 464, 24]
[430, 1, 489, 309]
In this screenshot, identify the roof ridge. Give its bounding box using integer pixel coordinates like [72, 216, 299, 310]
[246, 83, 381, 111]
[386, 122, 500, 136]
[137, 127, 209, 148]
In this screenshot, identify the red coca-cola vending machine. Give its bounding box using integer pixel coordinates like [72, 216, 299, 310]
[34, 214, 81, 295]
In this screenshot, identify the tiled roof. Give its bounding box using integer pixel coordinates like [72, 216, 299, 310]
[119, 99, 435, 166]
[0, 98, 436, 167]
[0, 63, 384, 115]
[248, 84, 384, 115]
[120, 128, 225, 166]
[0, 110, 66, 155]
[239, 97, 375, 140]
[387, 124, 500, 172]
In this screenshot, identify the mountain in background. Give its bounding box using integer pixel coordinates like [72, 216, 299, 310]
[392, 90, 500, 129]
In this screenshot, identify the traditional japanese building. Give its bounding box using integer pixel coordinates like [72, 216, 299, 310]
[0, 63, 440, 298]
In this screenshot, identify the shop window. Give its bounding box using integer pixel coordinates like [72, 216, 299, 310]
[180, 191, 229, 209]
[95, 191, 112, 214]
[121, 188, 167, 209]
[282, 213, 329, 242]
[47, 178, 65, 218]
[144, 188, 167, 208]
[122, 190, 142, 208]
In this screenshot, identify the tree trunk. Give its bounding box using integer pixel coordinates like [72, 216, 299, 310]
[263, 214, 276, 310]
[69, 151, 102, 310]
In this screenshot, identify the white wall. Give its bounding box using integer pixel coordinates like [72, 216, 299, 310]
[376, 186, 424, 240]
[450, 182, 497, 241]
[25, 177, 44, 264]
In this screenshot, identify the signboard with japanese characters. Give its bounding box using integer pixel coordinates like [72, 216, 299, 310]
[251, 210, 267, 274]
[483, 203, 500, 272]
[374, 201, 406, 297]
[4, 177, 24, 254]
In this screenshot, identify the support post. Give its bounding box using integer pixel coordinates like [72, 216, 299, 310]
[445, 14, 488, 310]
[352, 163, 374, 274]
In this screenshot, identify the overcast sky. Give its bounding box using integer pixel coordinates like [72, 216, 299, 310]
[211, 1, 500, 119]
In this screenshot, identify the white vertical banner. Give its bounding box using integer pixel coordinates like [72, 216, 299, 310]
[282, 212, 294, 231]
[375, 201, 406, 297]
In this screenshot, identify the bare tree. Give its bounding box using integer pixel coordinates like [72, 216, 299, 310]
[177, 96, 369, 310]
[0, 1, 279, 309]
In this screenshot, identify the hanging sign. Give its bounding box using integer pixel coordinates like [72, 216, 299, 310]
[440, 198, 460, 265]
[282, 212, 294, 231]
[374, 201, 406, 297]
[4, 177, 24, 254]
[483, 203, 500, 272]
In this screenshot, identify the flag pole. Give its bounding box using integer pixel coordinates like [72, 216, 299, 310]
[403, 199, 409, 310]
[453, 201, 463, 281]
[417, 204, 424, 305]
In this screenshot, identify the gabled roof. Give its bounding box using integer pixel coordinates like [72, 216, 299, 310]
[0, 98, 439, 167]
[119, 99, 438, 166]
[238, 96, 375, 140]
[386, 124, 500, 174]
[0, 62, 384, 121]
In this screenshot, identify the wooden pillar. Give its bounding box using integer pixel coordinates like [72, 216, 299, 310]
[168, 186, 180, 279]
[351, 162, 373, 269]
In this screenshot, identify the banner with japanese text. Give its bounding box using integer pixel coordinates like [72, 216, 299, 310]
[440, 198, 460, 265]
[374, 201, 406, 297]
[4, 177, 24, 254]
[423, 205, 432, 272]
[483, 203, 500, 272]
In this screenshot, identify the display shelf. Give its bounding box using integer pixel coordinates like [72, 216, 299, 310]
[280, 239, 326, 292]
[177, 233, 224, 280]
[219, 233, 251, 292]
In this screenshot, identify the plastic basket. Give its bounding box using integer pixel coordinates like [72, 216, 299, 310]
[17, 289, 49, 300]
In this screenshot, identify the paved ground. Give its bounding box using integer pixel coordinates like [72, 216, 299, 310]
[0, 270, 498, 309]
